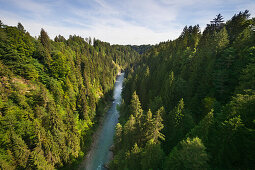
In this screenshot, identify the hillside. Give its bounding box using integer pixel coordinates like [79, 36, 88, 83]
[110, 11, 255, 170]
[0, 22, 139, 169]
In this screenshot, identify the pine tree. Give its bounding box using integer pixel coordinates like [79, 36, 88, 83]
[187, 109, 214, 144]
[0, 20, 3, 27]
[163, 71, 175, 110]
[164, 137, 208, 170]
[226, 10, 250, 42]
[129, 143, 142, 170]
[114, 123, 123, 150]
[151, 107, 165, 143]
[210, 14, 224, 30]
[54, 35, 66, 42]
[130, 91, 143, 119]
[39, 28, 51, 50]
[215, 27, 229, 52]
[10, 132, 30, 168]
[130, 91, 144, 144]
[174, 98, 185, 127]
[17, 22, 25, 32]
[141, 139, 165, 170]
[123, 114, 136, 148]
[144, 109, 154, 142]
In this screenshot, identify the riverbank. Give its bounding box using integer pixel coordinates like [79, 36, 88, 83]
[78, 73, 124, 170]
[59, 71, 124, 170]
[78, 100, 112, 170]
[58, 91, 113, 170]
[79, 74, 122, 169]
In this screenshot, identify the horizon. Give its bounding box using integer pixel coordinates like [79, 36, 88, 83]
[1, 0, 254, 45]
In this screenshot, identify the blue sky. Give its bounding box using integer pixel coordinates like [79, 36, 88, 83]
[0, 0, 254, 45]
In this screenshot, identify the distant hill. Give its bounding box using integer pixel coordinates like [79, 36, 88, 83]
[128, 44, 153, 54]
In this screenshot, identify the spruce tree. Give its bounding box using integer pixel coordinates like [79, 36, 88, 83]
[39, 28, 51, 50]
[164, 137, 208, 170]
[141, 140, 165, 170]
[123, 114, 136, 148]
[130, 91, 143, 119]
[144, 109, 154, 142]
[17, 22, 25, 32]
[114, 123, 123, 150]
[151, 107, 165, 143]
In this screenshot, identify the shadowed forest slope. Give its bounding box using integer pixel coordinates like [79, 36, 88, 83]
[111, 11, 255, 170]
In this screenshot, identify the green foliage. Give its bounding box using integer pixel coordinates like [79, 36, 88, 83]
[113, 11, 255, 170]
[144, 109, 154, 142]
[173, 98, 185, 127]
[17, 22, 25, 32]
[130, 91, 143, 118]
[129, 143, 142, 170]
[1, 11, 255, 169]
[164, 137, 208, 170]
[0, 23, 139, 169]
[112, 94, 165, 168]
[186, 109, 214, 144]
[123, 114, 136, 148]
[141, 140, 165, 170]
[114, 123, 123, 151]
[151, 107, 165, 142]
[39, 28, 51, 50]
[129, 44, 152, 54]
[49, 51, 70, 78]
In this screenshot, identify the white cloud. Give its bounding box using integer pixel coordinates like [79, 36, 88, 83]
[6, 0, 52, 18]
[0, 0, 254, 45]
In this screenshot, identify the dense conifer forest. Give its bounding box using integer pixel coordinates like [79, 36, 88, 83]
[0, 21, 139, 169]
[0, 10, 255, 170]
[110, 11, 255, 170]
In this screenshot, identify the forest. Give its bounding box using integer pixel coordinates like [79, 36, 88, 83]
[0, 10, 255, 170]
[110, 11, 255, 170]
[0, 21, 139, 169]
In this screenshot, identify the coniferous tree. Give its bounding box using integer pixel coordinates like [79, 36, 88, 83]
[0, 21, 139, 169]
[54, 35, 66, 42]
[226, 10, 250, 42]
[114, 123, 123, 150]
[210, 14, 224, 30]
[164, 137, 208, 170]
[123, 114, 136, 148]
[141, 139, 165, 170]
[112, 10, 255, 170]
[39, 28, 51, 50]
[130, 91, 143, 119]
[129, 143, 142, 170]
[151, 107, 165, 143]
[144, 109, 154, 142]
[173, 98, 185, 127]
[0, 20, 3, 27]
[17, 22, 25, 32]
[186, 109, 214, 144]
[130, 91, 144, 144]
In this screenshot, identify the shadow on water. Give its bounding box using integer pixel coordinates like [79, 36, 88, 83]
[79, 73, 125, 170]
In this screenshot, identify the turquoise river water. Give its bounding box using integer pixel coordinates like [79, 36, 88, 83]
[79, 73, 124, 170]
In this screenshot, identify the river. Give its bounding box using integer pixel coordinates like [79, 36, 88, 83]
[79, 72, 124, 170]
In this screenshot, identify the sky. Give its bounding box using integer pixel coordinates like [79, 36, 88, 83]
[0, 0, 254, 45]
